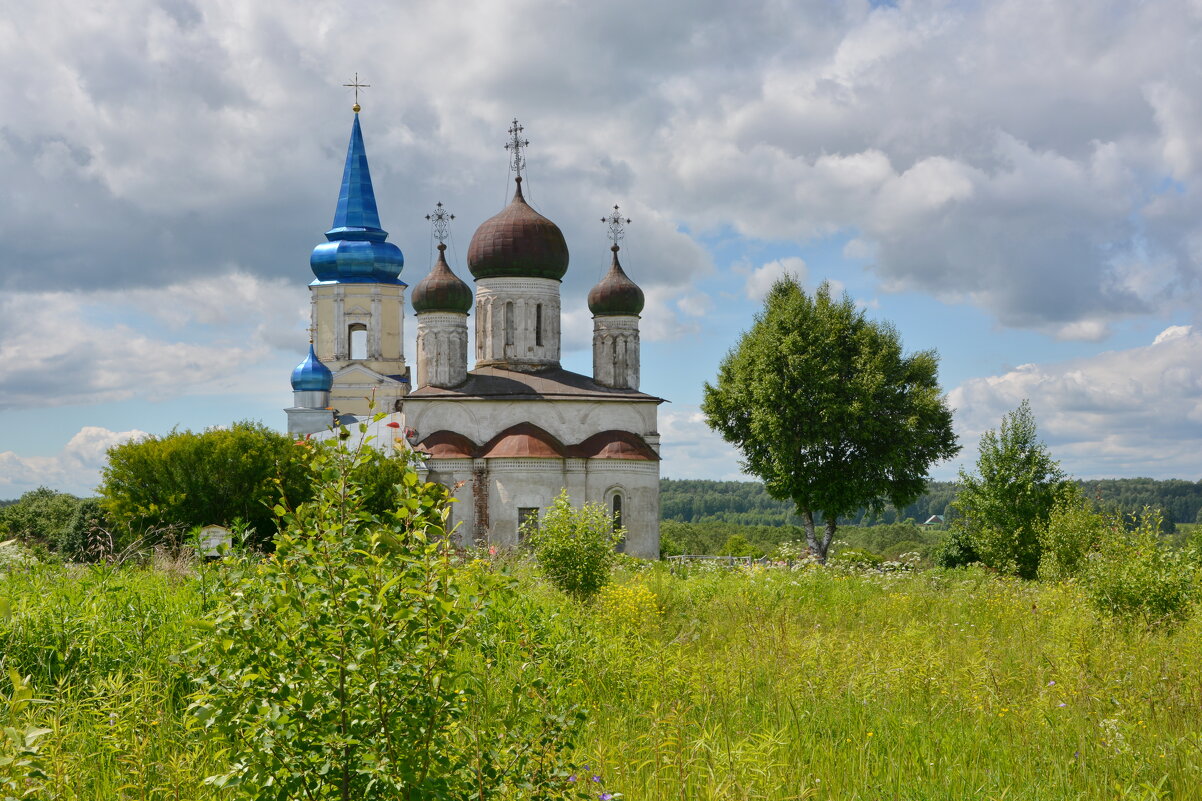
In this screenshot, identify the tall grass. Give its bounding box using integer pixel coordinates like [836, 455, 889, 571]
[3, 558, 1200, 799]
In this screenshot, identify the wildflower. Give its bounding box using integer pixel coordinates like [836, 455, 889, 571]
[568, 776, 577, 783]
[601, 794, 613, 800]
[592, 775, 601, 782]
[386, 421, 401, 428]
[1058, 703, 1066, 708]
[1047, 680, 1056, 686]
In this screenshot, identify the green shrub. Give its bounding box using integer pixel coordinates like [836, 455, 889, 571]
[717, 533, 763, 558]
[1037, 488, 1115, 581]
[55, 498, 111, 561]
[191, 424, 585, 799]
[527, 490, 621, 601]
[830, 547, 884, 569]
[1081, 509, 1197, 630]
[0, 487, 81, 549]
[951, 401, 1070, 579]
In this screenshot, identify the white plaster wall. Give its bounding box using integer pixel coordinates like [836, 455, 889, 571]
[475, 277, 561, 369]
[415, 312, 468, 389]
[592, 315, 641, 390]
[404, 397, 658, 446]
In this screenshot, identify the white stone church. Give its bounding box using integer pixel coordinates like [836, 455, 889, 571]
[286, 111, 663, 558]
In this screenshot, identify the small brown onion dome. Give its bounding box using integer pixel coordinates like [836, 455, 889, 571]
[412, 244, 473, 313]
[587, 246, 645, 316]
[467, 178, 569, 281]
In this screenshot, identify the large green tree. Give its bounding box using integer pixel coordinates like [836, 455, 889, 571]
[946, 400, 1070, 579]
[702, 278, 958, 562]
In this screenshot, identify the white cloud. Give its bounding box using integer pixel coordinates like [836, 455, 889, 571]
[744, 257, 807, 301]
[658, 406, 750, 481]
[948, 326, 1202, 478]
[0, 272, 307, 409]
[0, 426, 148, 497]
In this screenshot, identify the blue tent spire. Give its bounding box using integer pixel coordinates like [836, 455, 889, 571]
[310, 112, 405, 284]
[330, 115, 384, 237]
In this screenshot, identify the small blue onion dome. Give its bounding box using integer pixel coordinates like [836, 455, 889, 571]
[310, 114, 405, 284]
[291, 344, 334, 391]
[588, 246, 644, 315]
[412, 244, 473, 313]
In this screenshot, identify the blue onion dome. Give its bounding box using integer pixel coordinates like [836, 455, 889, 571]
[467, 177, 569, 281]
[310, 114, 405, 284]
[412, 244, 473, 313]
[588, 245, 644, 315]
[291, 344, 334, 391]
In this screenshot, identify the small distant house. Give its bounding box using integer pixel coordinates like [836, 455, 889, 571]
[922, 515, 945, 526]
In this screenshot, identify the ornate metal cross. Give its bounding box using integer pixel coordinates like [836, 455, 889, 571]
[504, 118, 529, 178]
[307, 322, 318, 343]
[602, 204, 631, 247]
[343, 73, 370, 111]
[425, 201, 455, 245]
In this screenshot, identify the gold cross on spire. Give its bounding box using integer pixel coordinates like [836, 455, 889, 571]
[343, 72, 370, 112]
[504, 118, 529, 179]
[307, 322, 318, 344]
[603, 204, 631, 248]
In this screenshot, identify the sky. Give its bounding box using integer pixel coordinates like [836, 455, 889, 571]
[4, 0, 1202, 496]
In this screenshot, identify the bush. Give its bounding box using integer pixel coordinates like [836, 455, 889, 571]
[55, 497, 111, 561]
[1081, 509, 1197, 630]
[99, 420, 417, 550]
[717, 533, 763, 558]
[952, 401, 1070, 579]
[830, 547, 884, 569]
[526, 490, 621, 601]
[1037, 489, 1115, 581]
[0, 487, 81, 548]
[191, 423, 585, 799]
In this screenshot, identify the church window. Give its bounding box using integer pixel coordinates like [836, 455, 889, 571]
[349, 324, 367, 360]
[535, 304, 543, 346]
[611, 494, 626, 553]
[517, 507, 539, 541]
[504, 302, 515, 346]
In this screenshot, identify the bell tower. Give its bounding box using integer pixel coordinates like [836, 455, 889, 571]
[306, 91, 410, 415]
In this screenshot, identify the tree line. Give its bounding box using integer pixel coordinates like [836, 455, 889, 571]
[661, 476, 1202, 528]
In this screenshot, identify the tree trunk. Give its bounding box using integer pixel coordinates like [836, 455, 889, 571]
[802, 509, 822, 563]
[820, 517, 837, 563]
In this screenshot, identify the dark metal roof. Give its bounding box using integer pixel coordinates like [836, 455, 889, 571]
[467, 178, 569, 281]
[407, 366, 664, 402]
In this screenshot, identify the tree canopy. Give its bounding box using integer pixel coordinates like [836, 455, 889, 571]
[701, 278, 958, 561]
[945, 400, 1071, 579]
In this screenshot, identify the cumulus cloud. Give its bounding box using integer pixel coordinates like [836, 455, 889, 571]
[948, 326, 1202, 479]
[657, 406, 750, 481]
[0, 272, 307, 409]
[0, 426, 148, 496]
[744, 257, 807, 301]
[2, 0, 1201, 339]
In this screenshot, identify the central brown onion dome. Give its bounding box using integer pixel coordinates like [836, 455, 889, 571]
[467, 178, 569, 281]
[412, 244, 473, 313]
[588, 245, 645, 315]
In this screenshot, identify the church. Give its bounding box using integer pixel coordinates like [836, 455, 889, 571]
[286, 106, 664, 558]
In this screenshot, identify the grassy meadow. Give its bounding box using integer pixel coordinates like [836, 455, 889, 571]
[3, 555, 1201, 800]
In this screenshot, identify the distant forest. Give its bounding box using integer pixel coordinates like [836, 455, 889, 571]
[660, 477, 1202, 526]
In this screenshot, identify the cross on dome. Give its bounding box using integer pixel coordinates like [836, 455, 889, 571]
[603, 204, 631, 249]
[505, 118, 529, 179]
[343, 72, 370, 113]
[426, 201, 455, 247]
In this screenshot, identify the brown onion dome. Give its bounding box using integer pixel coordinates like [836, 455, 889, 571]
[467, 177, 569, 281]
[587, 246, 645, 316]
[412, 244, 473, 313]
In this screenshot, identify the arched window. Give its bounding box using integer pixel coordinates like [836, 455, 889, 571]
[504, 301, 515, 347]
[611, 493, 626, 553]
[349, 324, 367, 360]
[535, 303, 543, 346]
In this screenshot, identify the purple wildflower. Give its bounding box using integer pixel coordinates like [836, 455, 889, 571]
[592, 775, 601, 782]
[568, 775, 577, 783]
